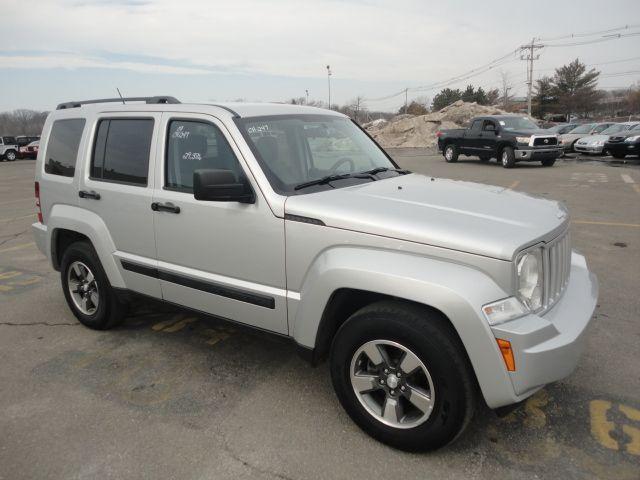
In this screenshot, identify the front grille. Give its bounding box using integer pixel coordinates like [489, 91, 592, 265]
[533, 136, 558, 146]
[543, 231, 571, 309]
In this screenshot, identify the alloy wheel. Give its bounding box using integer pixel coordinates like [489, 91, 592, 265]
[67, 261, 99, 315]
[350, 339, 435, 429]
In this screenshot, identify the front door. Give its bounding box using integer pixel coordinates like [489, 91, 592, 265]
[151, 113, 287, 334]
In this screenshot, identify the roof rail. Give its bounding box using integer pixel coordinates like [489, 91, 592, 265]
[56, 96, 180, 110]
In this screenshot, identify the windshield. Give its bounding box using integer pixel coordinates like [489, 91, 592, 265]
[236, 115, 397, 195]
[569, 124, 594, 134]
[600, 124, 628, 135]
[497, 117, 539, 130]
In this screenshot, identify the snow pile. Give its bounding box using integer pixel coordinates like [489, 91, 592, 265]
[366, 100, 508, 148]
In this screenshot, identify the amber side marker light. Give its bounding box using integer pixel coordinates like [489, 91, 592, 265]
[497, 339, 516, 372]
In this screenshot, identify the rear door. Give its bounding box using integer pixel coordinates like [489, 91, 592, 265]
[79, 112, 162, 298]
[460, 119, 483, 153]
[478, 119, 498, 153]
[150, 113, 287, 334]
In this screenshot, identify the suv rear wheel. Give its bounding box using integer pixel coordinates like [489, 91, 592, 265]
[60, 241, 127, 330]
[330, 301, 476, 451]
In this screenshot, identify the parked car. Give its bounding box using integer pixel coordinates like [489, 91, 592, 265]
[33, 96, 597, 452]
[16, 135, 40, 159]
[545, 123, 579, 135]
[605, 125, 640, 159]
[436, 115, 561, 168]
[0, 135, 18, 161]
[574, 122, 640, 155]
[19, 140, 39, 160]
[558, 122, 615, 154]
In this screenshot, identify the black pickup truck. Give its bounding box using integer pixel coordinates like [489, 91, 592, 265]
[436, 115, 561, 168]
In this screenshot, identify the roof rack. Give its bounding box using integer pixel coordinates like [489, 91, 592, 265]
[56, 96, 180, 110]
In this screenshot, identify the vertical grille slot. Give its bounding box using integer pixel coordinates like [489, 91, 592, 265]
[543, 231, 571, 309]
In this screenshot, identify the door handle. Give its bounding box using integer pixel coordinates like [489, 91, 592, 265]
[151, 202, 180, 214]
[79, 190, 101, 200]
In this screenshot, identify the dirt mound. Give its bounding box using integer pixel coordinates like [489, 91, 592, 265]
[366, 100, 508, 148]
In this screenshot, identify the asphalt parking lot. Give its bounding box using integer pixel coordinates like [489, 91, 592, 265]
[1, 152, 639, 480]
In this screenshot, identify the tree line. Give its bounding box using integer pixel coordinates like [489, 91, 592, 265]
[0, 109, 49, 136]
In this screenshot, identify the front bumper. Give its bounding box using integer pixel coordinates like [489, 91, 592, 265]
[491, 251, 598, 398]
[574, 144, 604, 154]
[515, 147, 562, 161]
[605, 143, 638, 155]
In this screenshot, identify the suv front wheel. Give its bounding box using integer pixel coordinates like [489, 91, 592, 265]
[4, 150, 17, 161]
[330, 301, 476, 451]
[61, 241, 127, 330]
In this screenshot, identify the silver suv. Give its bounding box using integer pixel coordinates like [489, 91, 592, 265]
[1, 136, 19, 161]
[32, 96, 598, 451]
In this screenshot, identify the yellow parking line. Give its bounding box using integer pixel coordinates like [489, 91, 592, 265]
[0, 271, 21, 280]
[573, 220, 640, 228]
[0, 242, 35, 254]
[507, 180, 520, 190]
[162, 317, 198, 332]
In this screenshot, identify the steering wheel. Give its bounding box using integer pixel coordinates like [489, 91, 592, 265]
[329, 157, 355, 173]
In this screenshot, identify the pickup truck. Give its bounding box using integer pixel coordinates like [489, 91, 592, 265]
[437, 115, 561, 168]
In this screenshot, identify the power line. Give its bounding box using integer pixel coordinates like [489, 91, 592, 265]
[542, 31, 640, 48]
[536, 24, 640, 42]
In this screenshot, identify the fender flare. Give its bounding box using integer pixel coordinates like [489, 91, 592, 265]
[290, 246, 516, 407]
[47, 204, 124, 287]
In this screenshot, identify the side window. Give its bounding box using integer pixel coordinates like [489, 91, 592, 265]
[166, 120, 243, 192]
[44, 119, 86, 177]
[482, 120, 496, 131]
[91, 118, 154, 186]
[470, 120, 482, 132]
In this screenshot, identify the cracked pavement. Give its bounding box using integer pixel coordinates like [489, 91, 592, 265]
[1, 155, 639, 479]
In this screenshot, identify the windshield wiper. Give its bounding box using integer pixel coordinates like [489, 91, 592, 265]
[359, 167, 411, 176]
[294, 173, 370, 191]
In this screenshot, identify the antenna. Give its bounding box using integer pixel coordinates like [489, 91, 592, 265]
[116, 88, 125, 105]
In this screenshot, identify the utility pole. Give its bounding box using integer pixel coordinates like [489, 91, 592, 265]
[404, 88, 408, 114]
[305, 89, 309, 105]
[326, 65, 332, 109]
[355, 96, 360, 122]
[520, 38, 544, 116]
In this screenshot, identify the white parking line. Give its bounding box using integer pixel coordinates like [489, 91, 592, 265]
[621, 174, 635, 184]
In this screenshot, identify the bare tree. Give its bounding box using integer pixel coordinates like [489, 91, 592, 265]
[499, 71, 513, 110]
[0, 110, 48, 135]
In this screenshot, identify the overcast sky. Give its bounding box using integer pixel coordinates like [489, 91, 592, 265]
[1, 0, 639, 112]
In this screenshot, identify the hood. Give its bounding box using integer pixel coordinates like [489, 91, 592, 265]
[285, 174, 568, 260]
[577, 134, 609, 144]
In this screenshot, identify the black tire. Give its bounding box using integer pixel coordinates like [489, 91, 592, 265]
[500, 146, 516, 168]
[541, 158, 556, 167]
[611, 152, 626, 159]
[330, 301, 476, 452]
[443, 144, 458, 163]
[60, 241, 127, 330]
[570, 140, 579, 153]
[479, 155, 491, 162]
[4, 150, 17, 161]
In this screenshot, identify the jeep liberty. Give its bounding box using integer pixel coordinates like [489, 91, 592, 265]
[32, 97, 598, 451]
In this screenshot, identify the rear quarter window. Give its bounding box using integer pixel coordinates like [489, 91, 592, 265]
[44, 119, 86, 177]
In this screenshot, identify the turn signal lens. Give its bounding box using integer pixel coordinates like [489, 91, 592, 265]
[497, 339, 516, 372]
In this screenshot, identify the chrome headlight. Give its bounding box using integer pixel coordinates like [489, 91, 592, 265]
[625, 135, 640, 143]
[516, 136, 531, 145]
[516, 248, 544, 311]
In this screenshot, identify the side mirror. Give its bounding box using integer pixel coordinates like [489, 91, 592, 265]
[193, 169, 255, 203]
